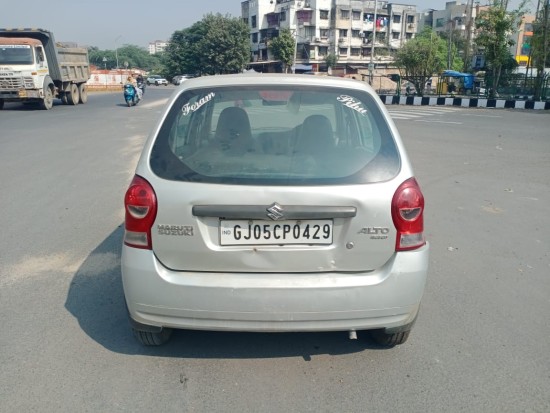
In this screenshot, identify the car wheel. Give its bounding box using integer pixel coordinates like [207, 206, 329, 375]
[132, 328, 173, 346]
[369, 329, 410, 347]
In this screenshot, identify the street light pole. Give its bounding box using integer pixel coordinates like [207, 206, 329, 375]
[369, 0, 379, 83]
[115, 35, 121, 69]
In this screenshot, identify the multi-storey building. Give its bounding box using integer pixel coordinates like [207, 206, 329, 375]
[148, 40, 168, 55]
[242, 0, 417, 72]
[511, 14, 535, 67]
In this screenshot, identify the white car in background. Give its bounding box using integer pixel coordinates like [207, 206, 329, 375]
[121, 74, 429, 347]
[146, 75, 168, 86]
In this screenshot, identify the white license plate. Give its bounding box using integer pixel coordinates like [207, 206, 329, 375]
[220, 220, 333, 245]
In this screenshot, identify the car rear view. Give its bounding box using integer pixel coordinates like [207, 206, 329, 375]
[122, 74, 429, 346]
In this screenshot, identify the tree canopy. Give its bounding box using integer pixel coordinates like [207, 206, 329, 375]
[269, 28, 295, 73]
[164, 13, 250, 76]
[394, 28, 459, 96]
[475, 0, 526, 97]
[88, 45, 160, 71]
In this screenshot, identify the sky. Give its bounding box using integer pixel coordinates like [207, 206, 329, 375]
[2, 0, 530, 50]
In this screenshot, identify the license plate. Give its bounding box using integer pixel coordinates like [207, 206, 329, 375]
[220, 220, 333, 245]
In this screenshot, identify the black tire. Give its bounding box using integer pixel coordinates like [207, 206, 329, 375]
[127, 99, 132, 107]
[39, 85, 54, 110]
[78, 83, 88, 104]
[132, 328, 173, 346]
[67, 84, 80, 105]
[370, 329, 410, 347]
[0, 99, 4, 110]
[61, 94, 68, 105]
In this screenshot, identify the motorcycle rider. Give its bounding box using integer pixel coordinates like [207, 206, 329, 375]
[126, 75, 142, 102]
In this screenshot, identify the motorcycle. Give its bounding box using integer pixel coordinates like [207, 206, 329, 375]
[123, 82, 144, 107]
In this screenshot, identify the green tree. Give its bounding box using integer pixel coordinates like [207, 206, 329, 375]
[394, 28, 452, 96]
[324, 53, 338, 70]
[87, 45, 161, 71]
[269, 28, 295, 73]
[164, 13, 250, 76]
[475, 0, 526, 97]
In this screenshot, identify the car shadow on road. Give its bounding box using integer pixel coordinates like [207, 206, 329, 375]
[65, 226, 392, 359]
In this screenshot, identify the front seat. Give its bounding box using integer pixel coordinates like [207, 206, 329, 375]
[294, 114, 334, 156]
[214, 107, 254, 154]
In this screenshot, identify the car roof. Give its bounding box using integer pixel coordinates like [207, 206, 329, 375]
[179, 73, 372, 91]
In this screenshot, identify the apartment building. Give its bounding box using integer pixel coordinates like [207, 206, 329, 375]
[241, 0, 417, 72]
[148, 40, 168, 55]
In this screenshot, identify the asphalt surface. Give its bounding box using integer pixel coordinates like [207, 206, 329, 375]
[1, 87, 549, 412]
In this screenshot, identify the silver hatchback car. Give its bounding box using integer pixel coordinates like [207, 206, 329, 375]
[122, 74, 429, 346]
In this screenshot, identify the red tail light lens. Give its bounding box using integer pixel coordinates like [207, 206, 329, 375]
[391, 177, 425, 251]
[124, 175, 157, 249]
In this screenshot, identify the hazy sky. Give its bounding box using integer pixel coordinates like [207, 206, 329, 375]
[2, 0, 530, 50]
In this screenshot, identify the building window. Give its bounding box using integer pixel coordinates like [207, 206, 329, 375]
[320, 10, 329, 20]
[318, 46, 328, 56]
[406, 33, 413, 39]
[252, 33, 258, 43]
[243, 18, 249, 25]
[339, 47, 348, 56]
[393, 15, 401, 24]
[340, 9, 350, 20]
[320, 29, 329, 38]
[352, 30, 361, 38]
[280, 11, 286, 21]
[392, 32, 399, 40]
[407, 15, 415, 24]
[339, 29, 348, 38]
[251, 15, 257, 28]
[305, 26, 315, 37]
[352, 10, 361, 20]
[350, 48, 361, 56]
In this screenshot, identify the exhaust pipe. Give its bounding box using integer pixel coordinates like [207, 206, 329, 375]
[349, 330, 357, 340]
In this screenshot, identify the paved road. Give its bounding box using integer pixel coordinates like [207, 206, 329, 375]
[1, 91, 549, 412]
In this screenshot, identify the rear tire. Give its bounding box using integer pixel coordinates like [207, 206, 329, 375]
[127, 99, 132, 107]
[67, 84, 80, 105]
[39, 85, 54, 110]
[78, 83, 88, 104]
[132, 328, 173, 346]
[370, 329, 410, 347]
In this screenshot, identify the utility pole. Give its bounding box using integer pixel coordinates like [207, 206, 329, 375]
[369, 0, 379, 83]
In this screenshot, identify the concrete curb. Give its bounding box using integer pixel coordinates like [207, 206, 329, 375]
[379, 95, 550, 110]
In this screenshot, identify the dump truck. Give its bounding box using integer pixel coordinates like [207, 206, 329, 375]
[0, 28, 90, 110]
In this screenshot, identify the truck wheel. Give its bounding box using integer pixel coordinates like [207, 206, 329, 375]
[67, 84, 80, 105]
[78, 84, 88, 104]
[39, 86, 54, 110]
[61, 94, 68, 105]
[0, 99, 4, 110]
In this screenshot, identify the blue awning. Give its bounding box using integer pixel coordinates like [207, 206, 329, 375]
[442, 70, 474, 89]
[292, 64, 313, 71]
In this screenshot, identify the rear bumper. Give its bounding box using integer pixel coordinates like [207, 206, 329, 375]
[121, 243, 429, 333]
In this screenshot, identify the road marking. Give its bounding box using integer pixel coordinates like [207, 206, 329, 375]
[414, 119, 463, 124]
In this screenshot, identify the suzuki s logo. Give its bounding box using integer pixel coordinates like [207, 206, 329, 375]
[266, 203, 284, 221]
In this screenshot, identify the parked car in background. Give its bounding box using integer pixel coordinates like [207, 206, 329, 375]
[122, 74, 429, 347]
[146, 75, 168, 86]
[172, 74, 193, 85]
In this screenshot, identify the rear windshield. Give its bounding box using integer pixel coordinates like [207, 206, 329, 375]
[150, 84, 400, 185]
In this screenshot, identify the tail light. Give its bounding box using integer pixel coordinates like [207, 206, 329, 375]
[124, 175, 157, 249]
[391, 177, 425, 251]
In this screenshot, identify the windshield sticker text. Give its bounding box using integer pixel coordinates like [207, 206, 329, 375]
[337, 95, 368, 115]
[182, 92, 215, 116]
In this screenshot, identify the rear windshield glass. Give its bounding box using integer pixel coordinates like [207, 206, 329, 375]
[150, 84, 400, 185]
